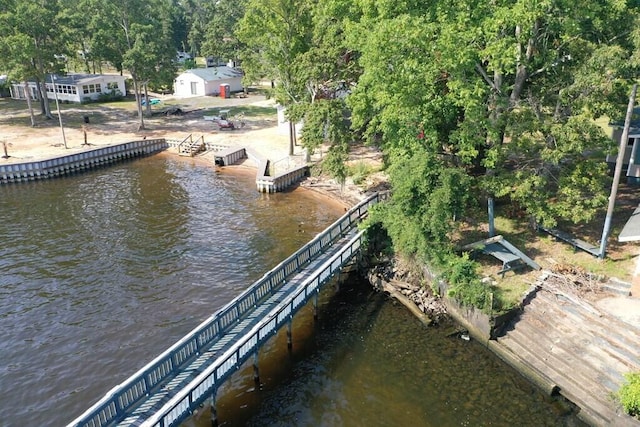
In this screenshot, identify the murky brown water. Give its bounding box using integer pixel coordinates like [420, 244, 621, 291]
[0, 155, 582, 426]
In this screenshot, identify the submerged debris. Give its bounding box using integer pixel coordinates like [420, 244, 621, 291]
[368, 262, 448, 325]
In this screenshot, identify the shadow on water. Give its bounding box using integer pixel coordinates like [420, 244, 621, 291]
[187, 273, 586, 427]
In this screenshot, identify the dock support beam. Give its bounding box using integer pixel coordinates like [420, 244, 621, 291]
[253, 351, 260, 386]
[313, 293, 319, 321]
[210, 393, 218, 427]
[286, 319, 293, 351]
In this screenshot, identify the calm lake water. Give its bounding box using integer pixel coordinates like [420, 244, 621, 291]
[0, 154, 582, 426]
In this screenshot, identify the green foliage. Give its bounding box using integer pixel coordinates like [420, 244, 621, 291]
[369, 145, 475, 263]
[182, 58, 196, 70]
[95, 89, 123, 103]
[362, 220, 394, 260]
[237, 0, 313, 105]
[618, 372, 640, 418]
[200, 0, 246, 62]
[346, 0, 639, 232]
[348, 161, 377, 185]
[299, 98, 351, 156]
[441, 253, 491, 312]
[324, 142, 349, 186]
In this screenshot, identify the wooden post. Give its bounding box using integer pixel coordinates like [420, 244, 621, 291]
[286, 319, 292, 351]
[50, 74, 68, 149]
[313, 293, 319, 321]
[253, 351, 260, 386]
[599, 84, 638, 259]
[210, 393, 218, 427]
[488, 197, 495, 237]
[289, 121, 295, 156]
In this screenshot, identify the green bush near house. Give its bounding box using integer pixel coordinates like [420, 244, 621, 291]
[96, 89, 124, 103]
[618, 372, 640, 417]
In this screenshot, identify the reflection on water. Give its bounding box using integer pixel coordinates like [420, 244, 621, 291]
[0, 155, 582, 427]
[187, 275, 583, 427]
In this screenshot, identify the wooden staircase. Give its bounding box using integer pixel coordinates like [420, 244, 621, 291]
[178, 134, 206, 157]
[496, 284, 640, 426]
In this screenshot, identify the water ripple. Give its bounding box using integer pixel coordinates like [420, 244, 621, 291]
[0, 155, 342, 426]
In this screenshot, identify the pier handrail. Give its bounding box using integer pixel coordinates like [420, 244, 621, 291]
[68, 191, 388, 427]
[143, 230, 366, 427]
[176, 134, 192, 154]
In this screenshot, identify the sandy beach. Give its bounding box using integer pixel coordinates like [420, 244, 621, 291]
[0, 96, 292, 163]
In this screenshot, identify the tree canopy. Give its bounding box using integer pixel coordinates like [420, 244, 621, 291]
[2, 0, 639, 274]
[344, 0, 639, 261]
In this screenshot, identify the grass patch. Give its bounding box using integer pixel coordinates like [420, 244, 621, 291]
[490, 280, 530, 312]
[347, 160, 381, 185]
[456, 189, 638, 312]
[202, 105, 276, 118]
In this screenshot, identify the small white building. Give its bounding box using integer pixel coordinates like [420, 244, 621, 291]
[173, 67, 243, 97]
[10, 73, 126, 103]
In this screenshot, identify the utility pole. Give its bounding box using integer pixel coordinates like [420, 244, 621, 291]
[599, 84, 637, 259]
[51, 74, 68, 149]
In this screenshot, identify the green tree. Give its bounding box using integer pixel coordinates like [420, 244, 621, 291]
[86, 0, 178, 129]
[237, 0, 313, 104]
[290, 0, 364, 162]
[347, 0, 639, 262]
[201, 0, 247, 65]
[237, 0, 314, 154]
[239, 0, 362, 160]
[59, 0, 94, 73]
[182, 0, 209, 55]
[0, 0, 69, 121]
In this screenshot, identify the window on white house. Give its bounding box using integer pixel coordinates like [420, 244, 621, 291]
[83, 84, 101, 94]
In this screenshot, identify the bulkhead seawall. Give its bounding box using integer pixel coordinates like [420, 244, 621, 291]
[0, 139, 168, 184]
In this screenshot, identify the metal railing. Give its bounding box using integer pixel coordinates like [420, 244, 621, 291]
[68, 191, 388, 427]
[176, 134, 205, 156]
[145, 230, 366, 427]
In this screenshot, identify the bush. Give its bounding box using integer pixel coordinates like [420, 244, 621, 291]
[348, 161, 376, 185]
[96, 89, 123, 103]
[618, 372, 640, 417]
[441, 253, 492, 312]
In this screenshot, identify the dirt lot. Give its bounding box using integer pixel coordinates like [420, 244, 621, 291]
[0, 93, 293, 164]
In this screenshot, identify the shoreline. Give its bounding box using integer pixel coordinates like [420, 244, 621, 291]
[4, 98, 639, 425]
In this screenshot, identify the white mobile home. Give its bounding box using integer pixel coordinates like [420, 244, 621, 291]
[10, 73, 126, 103]
[173, 67, 243, 97]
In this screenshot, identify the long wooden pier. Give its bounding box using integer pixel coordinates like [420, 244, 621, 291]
[67, 192, 387, 427]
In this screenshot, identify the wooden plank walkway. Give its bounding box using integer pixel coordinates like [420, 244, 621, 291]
[497, 283, 640, 426]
